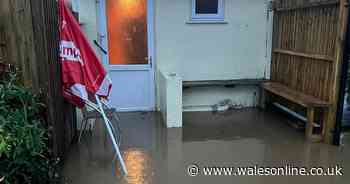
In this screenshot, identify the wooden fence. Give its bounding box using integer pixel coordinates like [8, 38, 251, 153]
[271, 0, 349, 143]
[0, 0, 76, 158]
[0, 27, 5, 64]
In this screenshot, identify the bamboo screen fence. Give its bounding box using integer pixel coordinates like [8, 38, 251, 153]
[271, 0, 349, 143]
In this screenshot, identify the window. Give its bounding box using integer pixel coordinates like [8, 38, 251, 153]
[191, 0, 224, 21]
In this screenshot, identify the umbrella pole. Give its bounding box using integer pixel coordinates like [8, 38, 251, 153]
[95, 95, 128, 175]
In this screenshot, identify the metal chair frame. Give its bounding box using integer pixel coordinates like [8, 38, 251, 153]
[78, 95, 128, 175]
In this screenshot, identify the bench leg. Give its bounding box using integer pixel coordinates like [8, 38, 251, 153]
[321, 108, 329, 139]
[306, 107, 315, 140]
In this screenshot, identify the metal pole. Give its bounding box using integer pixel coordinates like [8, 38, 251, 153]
[95, 95, 128, 175]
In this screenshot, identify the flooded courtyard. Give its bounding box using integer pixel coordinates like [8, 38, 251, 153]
[62, 109, 350, 184]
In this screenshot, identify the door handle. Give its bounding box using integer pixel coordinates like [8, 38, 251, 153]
[144, 56, 152, 68]
[149, 56, 152, 68]
[93, 40, 107, 55]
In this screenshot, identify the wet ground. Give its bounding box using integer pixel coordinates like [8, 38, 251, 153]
[61, 109, 350, 184]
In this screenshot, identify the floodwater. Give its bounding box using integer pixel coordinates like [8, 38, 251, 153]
[61, 109, 350, 184]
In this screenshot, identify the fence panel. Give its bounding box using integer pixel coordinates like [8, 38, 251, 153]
[271, 0, 348, 143]
[0, 0, 76, 158]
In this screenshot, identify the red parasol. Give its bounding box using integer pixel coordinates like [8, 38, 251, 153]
[58, 0, 127, 175]
[59, 0, 112, 107]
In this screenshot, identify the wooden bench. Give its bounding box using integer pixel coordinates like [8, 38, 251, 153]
[260, 82, 331, 142]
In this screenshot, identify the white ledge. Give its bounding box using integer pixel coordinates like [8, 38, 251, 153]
[186, 20, 228, 24]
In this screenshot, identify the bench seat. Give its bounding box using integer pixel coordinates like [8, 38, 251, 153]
[261, 82, 331, 142]
[262, 82, 330, 108]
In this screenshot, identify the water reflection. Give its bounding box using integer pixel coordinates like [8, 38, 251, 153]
[62, 111, 350, 184]
[115, 148, 154, 184]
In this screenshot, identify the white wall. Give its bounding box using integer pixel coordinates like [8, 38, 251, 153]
[182, 86, 259, 111]
[73, 0, 273, 112]
[154, 0, 272, 111]
[77, 0, 99, 52]
[72, 0, 99, 127]
[159, 71, 183, 127]
[155, 0, 270, 80]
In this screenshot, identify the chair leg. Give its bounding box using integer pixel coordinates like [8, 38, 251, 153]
[88, 119, 96, 135]
[78, 119, 88, 143]
[113, 116, 122, 145]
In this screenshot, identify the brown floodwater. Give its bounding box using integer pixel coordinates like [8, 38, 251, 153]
[61, 109, 350, 184]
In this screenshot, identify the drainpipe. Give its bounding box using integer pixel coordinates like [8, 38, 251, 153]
[272, 102, 323, 128]
[334, 0, 350, 145]
[273, 102, 308, 124]
[265, 0, 274, 79]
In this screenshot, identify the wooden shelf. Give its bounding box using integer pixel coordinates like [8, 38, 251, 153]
[183, 79, 267, 88]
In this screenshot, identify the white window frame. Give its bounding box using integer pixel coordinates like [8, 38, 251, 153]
[191, 0, 225, 21]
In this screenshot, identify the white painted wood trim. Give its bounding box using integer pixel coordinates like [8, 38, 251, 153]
[191, 0, 225, 21]
[97, 0, 156, 111]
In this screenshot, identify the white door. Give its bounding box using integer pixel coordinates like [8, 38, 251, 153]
[97, 0, 155, 111]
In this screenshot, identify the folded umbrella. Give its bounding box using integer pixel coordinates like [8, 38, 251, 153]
[58, 0, 127, 175]
[59, 0, 111, 107]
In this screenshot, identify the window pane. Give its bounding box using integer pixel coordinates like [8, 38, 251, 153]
[106, 0, 148, 65]
[195, 0, 219, 14]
